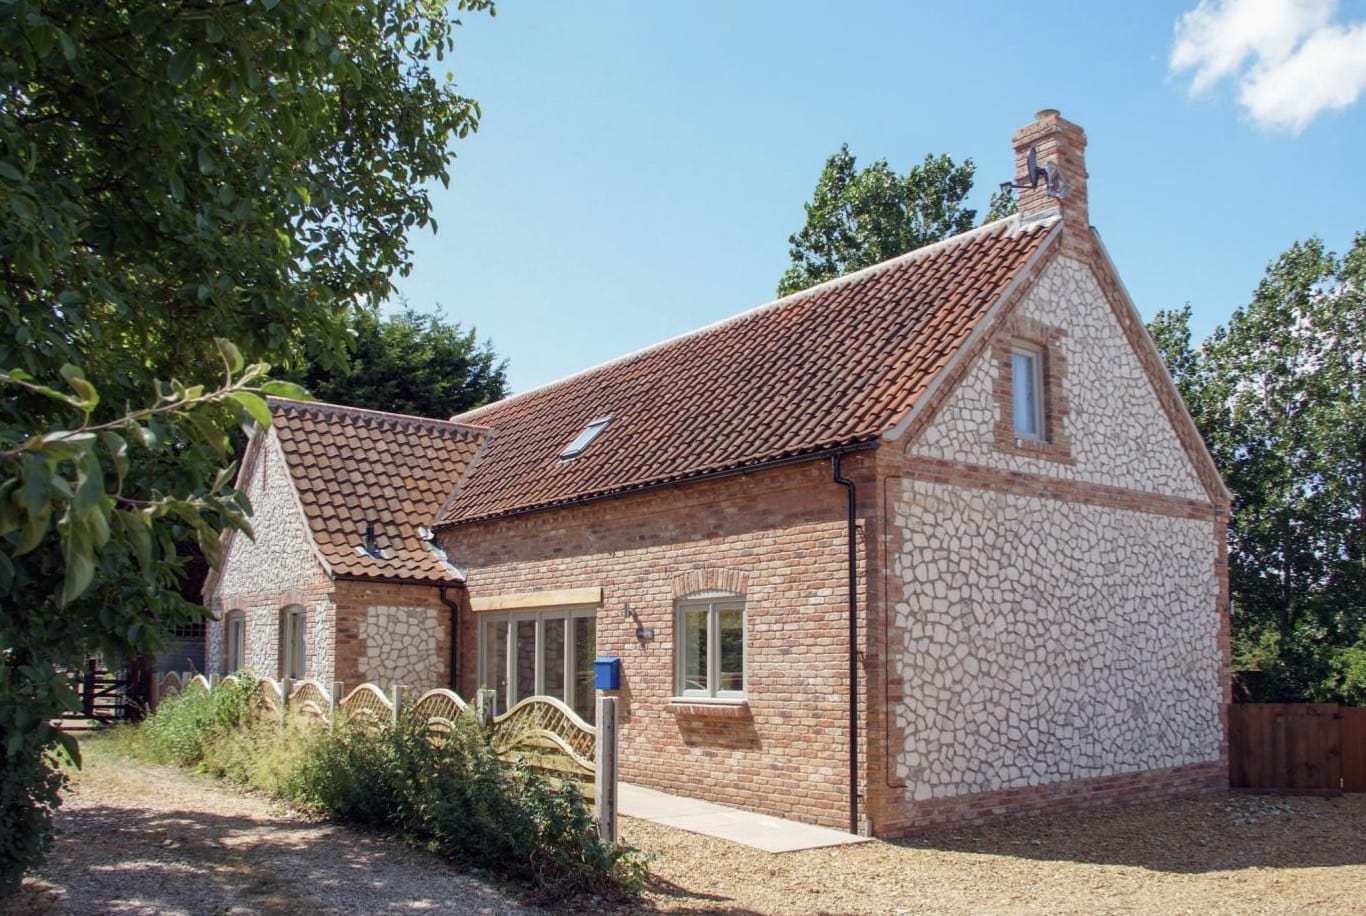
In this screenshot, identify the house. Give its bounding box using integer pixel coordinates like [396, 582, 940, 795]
[204, 110, 1231, 836]
[202, 402, 484, 690]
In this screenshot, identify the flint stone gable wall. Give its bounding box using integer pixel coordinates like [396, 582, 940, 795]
[205, 430, 336, 683]
[911, 255, 1207, 500]
[877, 251, 1227, 833]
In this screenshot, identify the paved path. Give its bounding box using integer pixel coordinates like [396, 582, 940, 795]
[11, 746, 533, 916]
[620, 783, 869, 853]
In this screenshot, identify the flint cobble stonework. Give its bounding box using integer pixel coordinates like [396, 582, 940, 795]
[889, 476, 1221, 799]
[359, 605, 444, 690]
[912, 256, 1208, 500]
[332, 580, 452, 691]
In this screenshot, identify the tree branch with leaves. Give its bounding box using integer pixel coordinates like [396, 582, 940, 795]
[0, 342, 308, 892]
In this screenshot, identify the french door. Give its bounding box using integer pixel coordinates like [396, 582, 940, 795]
[478, 609, 597, 723]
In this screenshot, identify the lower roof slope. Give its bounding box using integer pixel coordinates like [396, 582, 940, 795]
[436, 214, 1060, 526]
[267, 399, 488, 582]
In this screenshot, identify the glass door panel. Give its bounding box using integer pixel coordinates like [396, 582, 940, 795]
[515, 619, 537, 705]
[543, 618, 566, 702]
[572, 617, 596, 724]
[482, 619, 508, 714]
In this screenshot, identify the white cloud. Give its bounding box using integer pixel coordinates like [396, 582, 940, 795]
[1170, 0, 1366, 133]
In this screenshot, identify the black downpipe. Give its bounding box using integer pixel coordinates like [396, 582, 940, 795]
[438, 583, 463, 691]
[832, 453, 859, 835]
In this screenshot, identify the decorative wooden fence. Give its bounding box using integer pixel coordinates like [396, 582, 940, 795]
[490, 695, 596, 785]
[151, 672, 618, 840]
[1229, 703, 1366, 794]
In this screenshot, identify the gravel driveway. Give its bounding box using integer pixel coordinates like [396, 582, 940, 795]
[13, 740, 1366, 915]
[11, 742, 533, 915]
[616, 791, 1366, 914]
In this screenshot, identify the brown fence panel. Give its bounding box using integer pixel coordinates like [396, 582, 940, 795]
[1229, 704, 1343, 794]
[1343, 707, 1366, 793]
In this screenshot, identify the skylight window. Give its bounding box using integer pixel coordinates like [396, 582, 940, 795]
[559, 416, 611, 459]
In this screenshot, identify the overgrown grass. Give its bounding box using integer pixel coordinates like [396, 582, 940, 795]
[109, 684, 647, 900]
[132, 675, 257, 766]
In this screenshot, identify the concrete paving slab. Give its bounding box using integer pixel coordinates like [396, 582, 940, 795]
[619, 783, 871, 853]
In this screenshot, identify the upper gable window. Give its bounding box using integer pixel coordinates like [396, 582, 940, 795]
[1010, 343, 1044, 440]
[559, 416, 611, 459]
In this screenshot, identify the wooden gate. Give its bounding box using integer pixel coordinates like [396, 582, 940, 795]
[61, 660, 135, 727]
[1229, 703, 1366, 793]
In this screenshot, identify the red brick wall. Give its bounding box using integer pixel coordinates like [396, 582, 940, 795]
[441, 457, 877, 829]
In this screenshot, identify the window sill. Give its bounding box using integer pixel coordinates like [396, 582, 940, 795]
[668, 697, 750, 718]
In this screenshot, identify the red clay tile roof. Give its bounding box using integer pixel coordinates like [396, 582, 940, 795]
[268, 399, 488, 582]
[436, 215, 1060, 526]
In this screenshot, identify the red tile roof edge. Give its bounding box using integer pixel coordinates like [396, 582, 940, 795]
[435, 213, 1060, 527]
[454, 213, 1044, 426]
[433, 435, 882, 528]
[266, 396, 493, 436]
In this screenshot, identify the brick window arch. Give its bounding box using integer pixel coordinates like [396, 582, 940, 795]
[671, 568, 749, 599]
[673, 570, 748, 701]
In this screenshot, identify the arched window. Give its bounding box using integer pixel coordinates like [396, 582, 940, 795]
[279, 605, 307, 679]
[225, 610, 246, 673]
[675, 591, 746, 699]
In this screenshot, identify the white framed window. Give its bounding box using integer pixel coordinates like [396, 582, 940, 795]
[1010, 342, 1045, 440]
[477, 608, 598, 723]
[225, 610, 245, 673]
[280, 605, 307, 680]
[675, 593, 745, 699]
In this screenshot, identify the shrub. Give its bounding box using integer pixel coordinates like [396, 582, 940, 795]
[0, 728, 65, 897]
[108, 685, 648, 900]
[291, 713, 648, 899]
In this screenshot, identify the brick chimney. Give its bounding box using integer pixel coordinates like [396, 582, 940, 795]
[1012, 109, 1089, 254]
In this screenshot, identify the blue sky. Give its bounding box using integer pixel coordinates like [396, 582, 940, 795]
[393, 0, 1366, 395]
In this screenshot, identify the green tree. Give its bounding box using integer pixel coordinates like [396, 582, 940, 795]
[1147, 234, 1365, 704]
[1, 0, 493, 890]
[777, 146, 1014, 296]
[292, 306, 508, 419]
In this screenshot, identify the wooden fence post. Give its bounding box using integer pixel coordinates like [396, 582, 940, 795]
[594, 695, 618, 844]
[390, 684, 405, 727]
[280, 677, 293, 723]
[149, 671, 160, 714]
[329, 681, 343, 732]
[475, 688, 495, 729]
[82, 659, 96, 719]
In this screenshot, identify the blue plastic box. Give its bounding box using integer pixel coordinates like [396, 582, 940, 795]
[594, 656, 621, 691]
